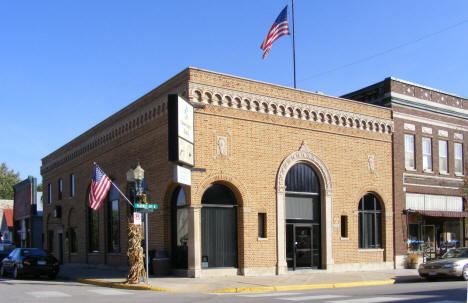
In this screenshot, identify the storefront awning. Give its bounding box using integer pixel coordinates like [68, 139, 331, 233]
[405, 209, 468, 218]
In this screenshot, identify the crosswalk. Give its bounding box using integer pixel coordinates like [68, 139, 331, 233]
[26, 289, 132, 298]
[210, 291, 465, 303]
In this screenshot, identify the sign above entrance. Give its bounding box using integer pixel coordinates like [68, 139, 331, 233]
[174, 165, 191, 186]
[168, 94, 195, 167]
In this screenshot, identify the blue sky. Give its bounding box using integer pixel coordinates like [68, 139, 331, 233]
[1, 0, 467, 183]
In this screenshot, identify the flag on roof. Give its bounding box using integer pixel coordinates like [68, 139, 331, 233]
[88, 164, 112, 210]
[260, 5, 291, 59]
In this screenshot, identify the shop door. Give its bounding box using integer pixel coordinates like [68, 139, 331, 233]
[286, 223, 320, 270]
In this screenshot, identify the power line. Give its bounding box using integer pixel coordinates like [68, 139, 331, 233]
[298, 18, 468, 83]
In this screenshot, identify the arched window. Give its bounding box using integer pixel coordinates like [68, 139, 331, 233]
[108, 179, 120, 253]
[171, 187, 188, 269]
[358, 193, 382, 249]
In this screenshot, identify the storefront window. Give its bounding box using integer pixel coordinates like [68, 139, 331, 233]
[407, 213, 463, 255]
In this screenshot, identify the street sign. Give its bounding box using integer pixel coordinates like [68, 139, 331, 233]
[134, 203, 158, 209]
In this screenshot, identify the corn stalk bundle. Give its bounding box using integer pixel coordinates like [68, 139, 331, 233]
[126, 219, 147, 284]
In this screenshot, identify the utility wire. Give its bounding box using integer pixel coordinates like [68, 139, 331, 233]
[298, 18, 468, 83]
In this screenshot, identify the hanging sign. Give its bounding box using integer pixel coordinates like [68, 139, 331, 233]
[168, 94, 195, 167]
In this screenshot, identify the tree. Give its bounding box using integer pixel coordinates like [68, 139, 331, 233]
[37, 183, 43, 192]
[0, 163, 20, 199]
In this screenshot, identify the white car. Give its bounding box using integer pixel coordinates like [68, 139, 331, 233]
[418, 247, 468, 281]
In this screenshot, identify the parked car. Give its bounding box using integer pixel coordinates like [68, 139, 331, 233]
[418, 247, 468, 281]
[0, 242, 15, 261]
[0, 248, 59, 279]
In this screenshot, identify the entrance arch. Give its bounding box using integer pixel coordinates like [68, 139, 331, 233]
[201, 183, 238, 268]
[276, 142, 333, 274]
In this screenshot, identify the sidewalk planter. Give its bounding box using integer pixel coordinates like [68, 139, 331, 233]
[406, 253, 419, 269]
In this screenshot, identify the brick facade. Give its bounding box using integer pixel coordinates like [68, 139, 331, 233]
[343, 78, 468, 268]
[42, 68, 394, 276]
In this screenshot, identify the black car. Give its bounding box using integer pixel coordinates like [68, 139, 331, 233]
[0, 248, 59, 279]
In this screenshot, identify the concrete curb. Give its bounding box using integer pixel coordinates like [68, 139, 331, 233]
[207, 279, 396, 293]
[76, 278, 179, 292]
[76, 277, 396, 293]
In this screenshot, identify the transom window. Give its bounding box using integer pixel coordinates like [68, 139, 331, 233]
[358, 194, 382, 249]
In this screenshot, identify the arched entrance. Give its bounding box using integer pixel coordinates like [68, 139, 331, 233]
[285, 163, 321, 269]
[276, 142, 333, 274]
[201, 183, 238, 268]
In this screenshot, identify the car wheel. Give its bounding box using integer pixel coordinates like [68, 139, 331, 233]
[462, 266, 468, 281]
[12, 266, 20, 279]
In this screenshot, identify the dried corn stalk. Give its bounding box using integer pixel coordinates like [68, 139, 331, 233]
[126, 219, 147, 284]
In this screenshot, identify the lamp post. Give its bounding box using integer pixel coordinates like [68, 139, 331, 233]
[127, 163, 149, 283]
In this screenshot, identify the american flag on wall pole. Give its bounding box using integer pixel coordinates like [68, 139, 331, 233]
[88, 164, 112, 210]
[260, 5, 291, 59]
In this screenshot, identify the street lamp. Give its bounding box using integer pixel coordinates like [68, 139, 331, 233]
[126, 163, 149, 283]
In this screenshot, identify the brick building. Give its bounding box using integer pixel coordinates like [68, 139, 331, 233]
[41, 68, 394, 277]
[12, 176, 43, 249]
[343, 78, 468, 268]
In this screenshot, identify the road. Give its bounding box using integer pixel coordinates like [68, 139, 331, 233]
[0, 276, 466, 303]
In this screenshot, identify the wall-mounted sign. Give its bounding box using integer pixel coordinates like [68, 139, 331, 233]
[168, 94, 195, 167]
[177, 97, 194, 143]
[178, 137, 194, 166]
[174, 165, 191, 186]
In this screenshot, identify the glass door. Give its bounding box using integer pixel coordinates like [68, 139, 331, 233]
[295, 225, 312, 268]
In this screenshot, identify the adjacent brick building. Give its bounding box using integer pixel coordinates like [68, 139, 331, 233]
[41, 68, 394, 277]
[12, 176, 43, 249]
[343, 78, 468, 268]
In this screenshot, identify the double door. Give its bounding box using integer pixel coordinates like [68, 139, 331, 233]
[286, 223, 320, 270]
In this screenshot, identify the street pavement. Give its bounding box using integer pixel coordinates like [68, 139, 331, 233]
[57, 263, 422, 293]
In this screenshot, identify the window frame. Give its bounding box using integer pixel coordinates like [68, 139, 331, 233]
[70, 173, 75, 197]
[438, 140, 448, 174]
[358, 194, 382, 249]
[58, 178, 63, 200]
[404, 134, 415, 170]
[258, 213, 267, 239]
[48, 184, 52, 204]
[422, 137, 432, 172]
[454, 142, 464, 175]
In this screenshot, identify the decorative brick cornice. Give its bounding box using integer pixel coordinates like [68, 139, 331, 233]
[41, 76, 189, 175]
[188, 83, 394, 135]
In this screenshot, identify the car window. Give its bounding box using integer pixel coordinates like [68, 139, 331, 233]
[442, 248, 468, 259]
[21, 249, 47, 257]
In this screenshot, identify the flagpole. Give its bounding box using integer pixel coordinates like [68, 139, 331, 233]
[94, 162, 134, 207]
[291, 0, 297, 88]
[110, 181, 134, 207]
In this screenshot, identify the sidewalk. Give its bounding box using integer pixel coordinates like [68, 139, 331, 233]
[58, 264, 421, 293]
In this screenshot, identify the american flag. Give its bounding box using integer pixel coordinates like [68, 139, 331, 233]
[260, 6, 290, 59]
[88, 164, 112, 210]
